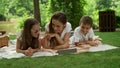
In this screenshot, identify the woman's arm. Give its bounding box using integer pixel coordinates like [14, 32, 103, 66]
[59, 32, 71, 44]
[16, 39, 35, 56]
[53, 42, 69, 50]
[31, 48, 40, 53]
[16, 39, 26, 53]
[47, 32, 71, 45]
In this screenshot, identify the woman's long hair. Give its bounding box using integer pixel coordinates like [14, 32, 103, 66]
[20, 18, 40, 50]
[49, 11, 67, 48]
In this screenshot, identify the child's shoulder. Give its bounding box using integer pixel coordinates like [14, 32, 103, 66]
[89, 28, 94, 32]
[17, 30, 23, 39]
[45, 22, 49, 27]
[64, 22, 72, 31]
[66, 22, 71, 27]
[74, 26, 80, 30]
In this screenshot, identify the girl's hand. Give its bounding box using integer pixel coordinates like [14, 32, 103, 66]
[48, 33, 56, 38]
[28, 47, 33, 52]
[46, 33, 56, 40]
[75, 42, 85, 46]
[28, 47, 34, 55]
[24, 50, 32, 56]
[24, 47, 34, 56]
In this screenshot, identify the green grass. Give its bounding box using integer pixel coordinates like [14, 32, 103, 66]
[0, 32, 120, 68]
[95, 32, 120, 47]
[9, 35, 16, 40]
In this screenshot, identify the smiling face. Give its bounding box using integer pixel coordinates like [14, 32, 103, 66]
[31, 24, 40, 38]
[79, 16, 93, 35]
[80, 23, 91, 35]
[52, 19, 65, 34]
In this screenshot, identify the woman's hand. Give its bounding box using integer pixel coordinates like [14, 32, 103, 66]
[24, 47, 34, 56]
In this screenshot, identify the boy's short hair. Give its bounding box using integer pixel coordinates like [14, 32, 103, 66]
[79, 16, 93, 27]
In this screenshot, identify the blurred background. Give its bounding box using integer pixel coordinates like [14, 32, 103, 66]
[0, 0, 120, 35]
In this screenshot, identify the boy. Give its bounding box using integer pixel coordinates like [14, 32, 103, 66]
[70, 16, 101, 48]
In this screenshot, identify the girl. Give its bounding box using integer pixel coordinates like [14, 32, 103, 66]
[16, 18, 53, 56]
[16, 18, 41, 56]
[42, 11, 72, 50]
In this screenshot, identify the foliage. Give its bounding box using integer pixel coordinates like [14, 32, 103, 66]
[84, 0, 120, 28]
[48, 0, 86, 30]
[111, 1, 120, 15]
[111, 0, 120, 28]
[96, 0, 113, 10]
[16, 15, 33, 31]
[91, 11, 99, 29]
[0, 0, 33, 20]
[115, 16, 120, 28]
[0, 14, 6, 21]
[8, 0, 33, 16]
[84, 0, 99, 29]
[0, 0, 10, 15]
[1, 0, 120, 31]
[40, 0, 50, 31]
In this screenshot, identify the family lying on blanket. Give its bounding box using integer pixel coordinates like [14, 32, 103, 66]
[16, 11, 101, 56]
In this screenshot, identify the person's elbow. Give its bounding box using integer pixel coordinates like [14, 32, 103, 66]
[16, 48, 20, 53]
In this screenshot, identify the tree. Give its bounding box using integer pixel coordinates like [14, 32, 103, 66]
[48, 0, 86, 29]
[96, 0, 113, 10]
[33, 0, 41, 25]
[0, 0, 34, 18]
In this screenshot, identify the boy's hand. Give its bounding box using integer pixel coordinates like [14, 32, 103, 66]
[88, 41, 98, 46]
[75, 42, 85, 46]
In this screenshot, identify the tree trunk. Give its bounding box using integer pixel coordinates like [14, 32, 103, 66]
[33, 0, 41, 25]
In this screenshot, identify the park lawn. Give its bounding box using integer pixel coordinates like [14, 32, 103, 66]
[0, 32, 120, 68]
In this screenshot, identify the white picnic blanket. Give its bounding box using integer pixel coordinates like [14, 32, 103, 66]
[0, 40, 118, 59]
